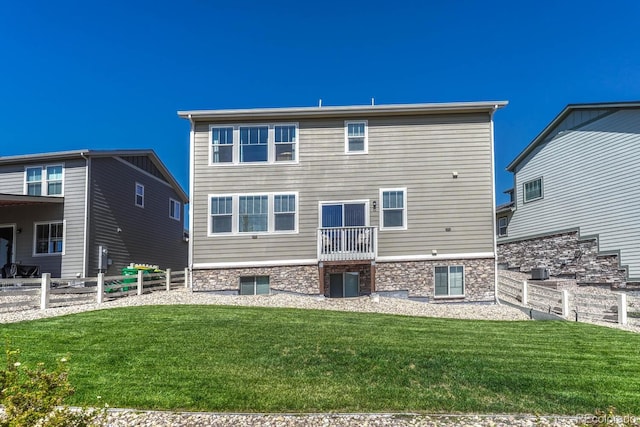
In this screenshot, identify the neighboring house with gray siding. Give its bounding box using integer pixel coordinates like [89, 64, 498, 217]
[179, 101, 507, 301]
[0, 150, 188, 278]
[498, 102, 640, 287]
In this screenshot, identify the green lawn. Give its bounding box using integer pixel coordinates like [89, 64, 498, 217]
[3, 305, 640, 414]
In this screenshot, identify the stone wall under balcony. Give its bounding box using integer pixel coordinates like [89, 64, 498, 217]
[192, 265, 319, 294]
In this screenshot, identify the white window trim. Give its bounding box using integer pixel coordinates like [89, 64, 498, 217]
[23, 164, 65, 197]
[208, 192, 299, 236]
[209, 123, 299, 166]
[135, 183, 145, 208]
[344, 120, 368, 154]
[497, 216, 508, 237]
[33, 220, 65, 257]
[523, 177, 543, 203]
[379, 188, 407, 231]
[433, 265, 465, 299]
[169, 198, 181, 221]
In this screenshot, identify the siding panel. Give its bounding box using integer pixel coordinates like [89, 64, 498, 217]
[506, 110, 640, 278]
[192, 113, 495, 265]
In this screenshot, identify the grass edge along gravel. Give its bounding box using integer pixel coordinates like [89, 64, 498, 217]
[3, 304, 640, 415]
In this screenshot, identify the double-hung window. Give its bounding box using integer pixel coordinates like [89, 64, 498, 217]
[497, 217, 508, 237]
[35, 221, 64, 255]
[209, 193, 297, 235]
[380, 188, 407, 229]
[135, 183, 145, 207]
[212, 127, 234, 163]
[210, 196, 233, 233]
[25, 165, 63, 196]
[170, 199, 181, 221]
[345, 121, 368, 153]
[210, 123, 298, 164]
[435, 266, 464, 297]
[274, 194, 296, 231]
[523, 178, 543, 203]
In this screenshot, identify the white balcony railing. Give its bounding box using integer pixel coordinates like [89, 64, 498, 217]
[318, 226, 377, 262]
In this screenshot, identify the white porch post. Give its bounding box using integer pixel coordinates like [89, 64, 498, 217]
[184, 267, 189, 290]
[561, 289, 569, 318]
[522, 280, 528, 306]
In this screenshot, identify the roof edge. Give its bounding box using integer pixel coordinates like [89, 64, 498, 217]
[178, 101, 508, 120]
[506, 101, 640, 171]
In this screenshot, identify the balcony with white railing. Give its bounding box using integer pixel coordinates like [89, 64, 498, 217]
[318, 226, 377, 262]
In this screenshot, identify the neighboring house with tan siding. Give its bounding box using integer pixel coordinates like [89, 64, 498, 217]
[498, 102, 640, 287]
[180, 101, 507, 301]
[0, 150, 188, 278]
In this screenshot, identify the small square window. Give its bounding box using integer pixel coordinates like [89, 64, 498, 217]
[35, 221, 64, 255]
[523, 178, 543, 203]
[345, 121, 368, 153]
[435, 266, 464, 297]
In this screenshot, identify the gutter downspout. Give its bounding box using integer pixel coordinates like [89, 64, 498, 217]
[489, 105, 500, 304]
[187, 114, 195, 291]
[80, 151, 90, 278]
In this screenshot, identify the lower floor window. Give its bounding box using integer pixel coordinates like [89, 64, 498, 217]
[435, 265, 464, 297]
[239, 276, 270, 295]
[35, 222, 64, 254]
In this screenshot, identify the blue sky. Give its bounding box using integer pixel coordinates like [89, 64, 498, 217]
[2, 0, 640, 207]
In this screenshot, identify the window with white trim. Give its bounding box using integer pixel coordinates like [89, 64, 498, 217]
[435, 266, 464, 297]
[239, 276, 270, 295]
[274, 194, 296, 231]
[25, 165, 63, 196]
[345, 121, 368, 153]
[211, 127, 233, 163]
[523, 178, 543, 203]
[380, 188, 407, 229]
[210, 196, 233, 233]
[239, 195, 268, 233]
[209, 193, 297, 235]
[35, 221, 64, 255]
[497, 216, 508, 237]
[135, 183, 144, 207]
[209, 123, 298, 164]
[170, 199, 181, 221]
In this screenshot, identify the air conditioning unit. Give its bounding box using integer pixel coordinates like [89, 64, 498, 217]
[531, 267, 549, 280]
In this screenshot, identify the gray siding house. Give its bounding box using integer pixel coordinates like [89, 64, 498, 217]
[498, 102, 640, 287]
[0, 150, 188, 278]
[180, 101, 507, 301]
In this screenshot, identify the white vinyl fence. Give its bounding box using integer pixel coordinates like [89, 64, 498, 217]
[0, 268, 189, 314]
[498, 271, 635, 326]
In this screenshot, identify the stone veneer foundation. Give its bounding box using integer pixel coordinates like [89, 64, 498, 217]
[498, 231, 628, 287]
[375, 258, 496, 302]
[192, 258, 496, 303]
[192, 265, 319, 294]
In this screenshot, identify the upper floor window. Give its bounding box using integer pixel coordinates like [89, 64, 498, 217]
[170, 199, 181, 221]
[523, 178, 543, 203]
[135, 183, 145, 207]
[210, 123, 298, 165]
[209, 193, 297, 235]
[34, 221, 64, 255]
[25, 165, 63, 196]
[497, 216, 508, 237]
[345, 121, 368, 153]
[380, 188, 407, 230]
[212, 127, 233, 163]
